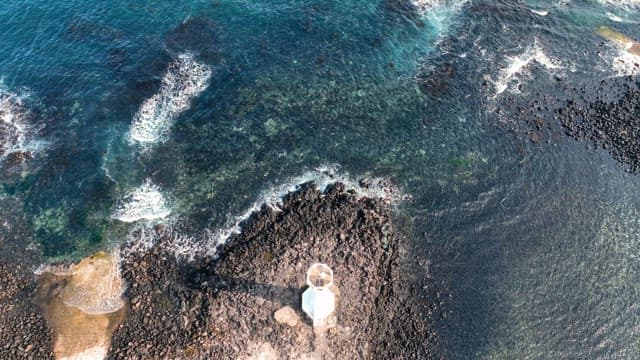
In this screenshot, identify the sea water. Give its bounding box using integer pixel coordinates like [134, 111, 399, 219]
[1, 0, 640, 358]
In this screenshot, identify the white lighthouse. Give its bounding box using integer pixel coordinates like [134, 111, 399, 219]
[301, 263, 336, 327]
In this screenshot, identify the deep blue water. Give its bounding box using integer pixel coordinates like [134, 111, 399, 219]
[1, 0, 640, 358]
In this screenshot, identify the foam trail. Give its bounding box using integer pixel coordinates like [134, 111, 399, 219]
[610, 50, 640, 76]
[529, 9, 549, 16]
[112, 180, 171, 223]
[490, 40, 562, 97]
[606, 12, 624, 21]
[124, 165, 406, 261]
[411, 0, 469, 37]
[129, 53, 212, 145]
[410, 0, 468, 15]
[597, 0, 640, 10]
[0, 84, 36, 160]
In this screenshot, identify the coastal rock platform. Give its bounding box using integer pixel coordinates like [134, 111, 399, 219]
[108, 182, 437, 359]
[0, 182, 439, 359]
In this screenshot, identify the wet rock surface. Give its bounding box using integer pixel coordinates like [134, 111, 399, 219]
[0, 196, 54, 359]
[0, 263, 54, 360]
[108, 182, 438, 359]
[412, 1, 640, 173]
[503, 76, 640, 172]
[558, 78, 640, 172]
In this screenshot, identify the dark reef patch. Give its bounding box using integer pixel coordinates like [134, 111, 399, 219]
[501, 75, 640, 172]
[165, 17, 223, 64]
[558, 78, 640, 172]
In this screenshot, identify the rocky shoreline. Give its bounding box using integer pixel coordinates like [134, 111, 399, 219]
[109, 182, 437, 359]
[0, 262, 54, 360]
[0, 182, 439, 359]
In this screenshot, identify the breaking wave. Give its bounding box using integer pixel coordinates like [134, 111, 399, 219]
[488, 40, 562, 98]
[410, 0, 469, 16]
[411, 0, 469, 38]
[610, 49, 640, 76]
[0, 84, 40, 161]
[529, 8, 549, 16]
[112, 180, 171, 223]
[124, 165, 406, 261]
[128, 53, 212, 145]
[597, 0, 640, 10]
[202, 164, 405, 251]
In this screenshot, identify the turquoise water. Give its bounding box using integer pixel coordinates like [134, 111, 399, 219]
[1, 0, 640, 358]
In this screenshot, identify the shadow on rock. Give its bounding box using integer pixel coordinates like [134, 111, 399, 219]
[109, 182, 439, 359]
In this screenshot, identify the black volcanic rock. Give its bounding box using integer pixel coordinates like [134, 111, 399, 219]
[108, 182, 438, 359]
[559, 79, 640, 172]
[0, 263, 55, 360]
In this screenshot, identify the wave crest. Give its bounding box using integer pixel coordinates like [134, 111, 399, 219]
[489, 40, 562, 97]
[112, 180, 171, 223]
[129, 53, 212, 145]
[123, 165, 407, 261]
[0, 85, 35, 161]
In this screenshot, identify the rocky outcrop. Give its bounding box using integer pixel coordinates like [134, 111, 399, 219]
[108, 182, 436, 359]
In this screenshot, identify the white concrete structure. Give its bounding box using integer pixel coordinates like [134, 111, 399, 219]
[301, 263, 336, 327]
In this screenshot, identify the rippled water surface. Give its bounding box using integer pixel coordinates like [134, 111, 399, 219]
[1, 0, 640, 358]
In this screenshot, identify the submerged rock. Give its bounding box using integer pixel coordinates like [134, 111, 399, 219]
[165, 17, 222, 63]
[558, 79, 640, 172]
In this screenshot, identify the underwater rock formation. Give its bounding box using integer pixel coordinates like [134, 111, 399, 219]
[559, 79, 640, 172]
[165, 17, 222, 63]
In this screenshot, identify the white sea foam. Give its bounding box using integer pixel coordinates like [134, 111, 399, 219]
[610, 49, 640, 76]
[606, 12, 624, 21]
[410, 0, 468, 15]
[597, 0, 640, 10]
[411, 0, 469, 37]
[201, 164, 405, 253]
[129, 53, 212, 145]
[596, 27, 640, 76]
[0, 84, 40, 161]
[489, 40, 562, 97]
[112, 180, 171, 223]
[123, 225, 202, 262]
[123, 165, 406, 262]
[529, 8, 549, 16]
